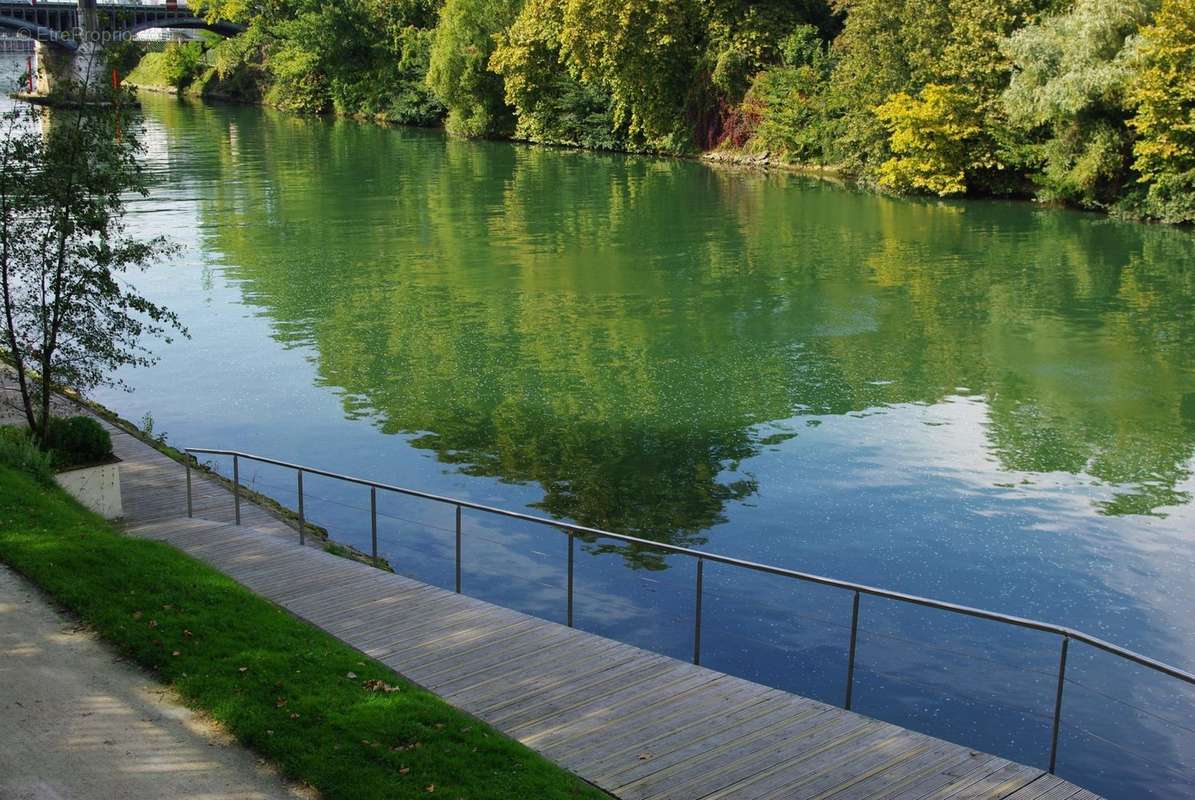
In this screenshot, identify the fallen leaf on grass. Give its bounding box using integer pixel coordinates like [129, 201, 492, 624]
[363, 679, 400, 693]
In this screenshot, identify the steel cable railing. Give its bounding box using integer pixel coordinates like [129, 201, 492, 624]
[185, 447, 1195, 776]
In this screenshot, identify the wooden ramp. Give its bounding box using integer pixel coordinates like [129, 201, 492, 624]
[106, 421, 1101, 800]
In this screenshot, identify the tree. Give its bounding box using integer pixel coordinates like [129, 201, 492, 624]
[1130, 0, 1195, 223]
[0, 76, 183, 444]
[489, 0, 625, 149]
[426, 0, 522, 137]
[875, 83, 986, 196]
[554, 0, 706, 150]
[1002, 0, 1155, 207]
[160, 41, 207, 89]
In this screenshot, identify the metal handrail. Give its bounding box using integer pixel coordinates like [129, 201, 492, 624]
[183, 446, 1195, 775]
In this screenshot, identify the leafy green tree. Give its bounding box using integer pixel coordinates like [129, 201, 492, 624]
[427, 0, 522, 137]
[196, 0, 443, 123]
[1002, 0, 1155, 207]
[826, 0, 953, 172]
[555, 0, 704, 150]
[489, 0, 624, 149]
[160, 41, 207, 89]
[1130, 0, 1195, 223]
[831, 0, 1044, 189]
[553, 0, 830, 151]
[0, 80, 183, 443]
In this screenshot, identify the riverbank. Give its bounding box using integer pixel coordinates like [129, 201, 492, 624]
[0, 463, 609, 800]
[121, 55, 1183, 228]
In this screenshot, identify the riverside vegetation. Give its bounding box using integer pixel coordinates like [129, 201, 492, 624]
[127, 0, 1195, 223]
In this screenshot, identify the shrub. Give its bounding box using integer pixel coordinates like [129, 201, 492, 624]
[0, 427, 53, 484]
[42, 416, 114, 470]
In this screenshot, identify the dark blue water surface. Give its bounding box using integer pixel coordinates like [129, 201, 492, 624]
[61, 90, 1195, 797]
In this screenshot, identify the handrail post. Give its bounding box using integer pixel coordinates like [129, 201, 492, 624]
[455, 504, 462, 594]
[567, 531, 575, 627]
[185, 460, 192, 518]
[693, 557, 704, 665]
[232, 454, 241, 526]
[296, 469, 305, 545]
[845, 590, 860, 710]
[1049, 635, 1069, 773]
[370, 486, 378, 559]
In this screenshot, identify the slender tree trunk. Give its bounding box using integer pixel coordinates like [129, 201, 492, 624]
[0, 116, 37, 432]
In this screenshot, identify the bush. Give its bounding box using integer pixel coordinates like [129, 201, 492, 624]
[0, 427, 53, 484]
[42, 416, 114, 470]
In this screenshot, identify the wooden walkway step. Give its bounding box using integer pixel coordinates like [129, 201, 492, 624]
[101, 415, 1101, 799]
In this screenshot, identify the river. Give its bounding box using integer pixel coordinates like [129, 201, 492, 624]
[18, 79, 1195, 796]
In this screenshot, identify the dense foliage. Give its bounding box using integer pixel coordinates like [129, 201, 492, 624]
[178, 0, 1195, 221]
[1130, 0, 1195, 223]
[42, 416, 115, 470]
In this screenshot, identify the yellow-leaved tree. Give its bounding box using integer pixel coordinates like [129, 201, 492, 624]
[1130, 0, 1195, 223]
[875, 84, 986, 196]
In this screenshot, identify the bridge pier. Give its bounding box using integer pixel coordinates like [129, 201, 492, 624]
[33, 39, 105, 96]
[29, 2, 105, 99]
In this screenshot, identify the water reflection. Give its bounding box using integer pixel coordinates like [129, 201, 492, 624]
[151, 99, 1195, 548]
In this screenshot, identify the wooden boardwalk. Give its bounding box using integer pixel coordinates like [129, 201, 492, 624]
[102, 415, 1102, 800]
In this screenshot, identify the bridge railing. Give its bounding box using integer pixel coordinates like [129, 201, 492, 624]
[183, 446, 1195, 778]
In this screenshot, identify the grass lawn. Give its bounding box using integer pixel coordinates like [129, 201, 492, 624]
[0, 465, 606, 799]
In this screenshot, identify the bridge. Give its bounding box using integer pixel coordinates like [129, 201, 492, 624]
[0, 1, 243, 51]
[1, 1, 244, 96]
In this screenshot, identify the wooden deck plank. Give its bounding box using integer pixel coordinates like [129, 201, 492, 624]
[715, 726, 924, 800]
[634, 714, 878, 800]
[93, 397, 1102, 800]
[587, 693, 805, 785]
[815, 741, 978, 800]
[549, 676, 774, 767]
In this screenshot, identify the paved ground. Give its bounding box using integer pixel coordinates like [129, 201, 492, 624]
[0, 564, 313, 800]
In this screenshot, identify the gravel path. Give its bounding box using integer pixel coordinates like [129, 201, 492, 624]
[0, 564, 312, 800]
